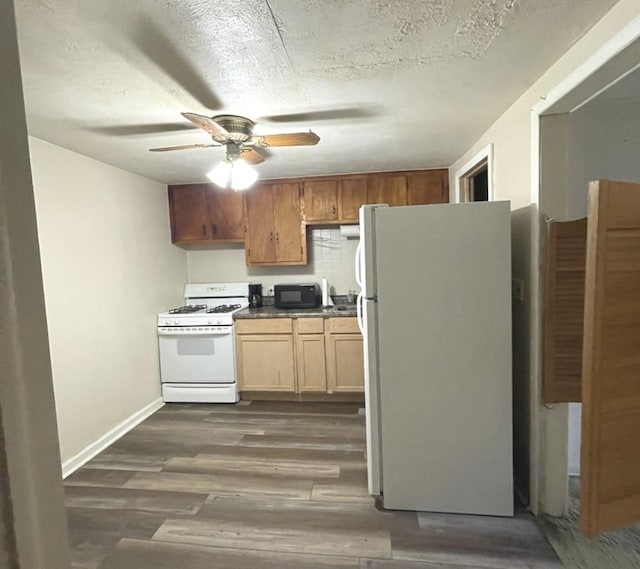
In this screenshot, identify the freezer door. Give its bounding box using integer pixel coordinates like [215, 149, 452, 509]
[375, 202, 513, 516]
[359, 295, 382, 496]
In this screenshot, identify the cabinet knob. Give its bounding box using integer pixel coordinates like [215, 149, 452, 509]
[202, 224, 206, 236]
[269, 231, 273, 241]
[211, 224, 217, 236]
[332, 205, 337, 215]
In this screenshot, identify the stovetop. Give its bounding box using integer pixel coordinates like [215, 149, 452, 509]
[158, 301, 247, 327]
[168, 304, 207, 314]
[158, 283, 250, 328]
[206, 303, 241, 314]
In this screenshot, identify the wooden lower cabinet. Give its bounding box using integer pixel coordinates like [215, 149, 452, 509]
[235, 319, 296, 392]
[296, 334, 327, 392]
[235, 317, 363, 396]
[236, 334, 296, 391]
[326, 333, 365, 393]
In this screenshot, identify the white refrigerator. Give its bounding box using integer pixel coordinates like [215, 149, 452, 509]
[356, 202, 514, 516]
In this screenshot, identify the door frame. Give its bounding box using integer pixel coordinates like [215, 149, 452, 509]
[529, 15, 640, 516]
[453, 144, 494, 203]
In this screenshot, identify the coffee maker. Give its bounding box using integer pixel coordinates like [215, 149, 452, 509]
[248, 284, 263, 308]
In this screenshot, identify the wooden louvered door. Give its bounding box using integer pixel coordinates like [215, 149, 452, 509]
[543, 217, 587, 403]
[581, 179, 640, 537]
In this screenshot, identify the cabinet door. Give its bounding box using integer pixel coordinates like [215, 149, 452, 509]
[296, 334, 327, 392]
[236, 334, 296, 391]
[326, 333, 364, 393]
[407, 170, 449, 205]
[367, 175, 408, 206]
[206, 185, 246, 240]
[303, 180, 338, 222]
[245, 185, 276, 264]
[273, 183, 306, 264]
[338, 178, 367, 222]
[168, 185, 209, 242]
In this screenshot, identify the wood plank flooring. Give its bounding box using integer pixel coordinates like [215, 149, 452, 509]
[64, 401, 563, 569]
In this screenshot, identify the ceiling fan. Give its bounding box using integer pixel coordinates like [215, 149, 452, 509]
[148, 112, 320, 165]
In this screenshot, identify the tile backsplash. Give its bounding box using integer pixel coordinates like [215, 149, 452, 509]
[187, 227, 359, 294]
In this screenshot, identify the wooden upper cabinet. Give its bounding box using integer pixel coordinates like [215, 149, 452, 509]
[273, 183, 306, 264]
[168, 184, 246, 244]
[367, 175, 408, 206]
[206, 186, 245, 240]
[338, 177, 368, 222]
[245, 183, 276, 264]
[245, 183, 307, 265]
[169, 170, 449, 251]
[303, 180, 338, 222]
[168, 185, 209, 242]
[407, 169, 449, 205]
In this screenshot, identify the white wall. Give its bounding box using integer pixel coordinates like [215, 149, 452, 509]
[29, 137, 187, 465]
[188, 227, 359, 295]
[448, 0, 640, 511]
[568, 97, 640, 218]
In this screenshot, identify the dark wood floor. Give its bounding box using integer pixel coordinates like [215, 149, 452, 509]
[64, 401, 563, 569]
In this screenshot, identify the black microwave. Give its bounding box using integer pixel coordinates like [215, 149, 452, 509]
[274, 283, 321, 309]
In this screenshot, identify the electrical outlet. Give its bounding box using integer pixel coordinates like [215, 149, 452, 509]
[512, 278, 524, 302]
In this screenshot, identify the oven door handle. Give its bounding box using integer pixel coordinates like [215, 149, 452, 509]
[157, 328, 233, 337]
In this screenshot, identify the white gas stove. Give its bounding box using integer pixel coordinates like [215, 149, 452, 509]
[157, 282, 248, 403]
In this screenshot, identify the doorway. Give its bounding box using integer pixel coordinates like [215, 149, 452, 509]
[537, 36, 640, 541]
[454, 144, 493, 203]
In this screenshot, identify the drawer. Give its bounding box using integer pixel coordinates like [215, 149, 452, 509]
[297, 318, 324, 334]
[235, 318, 293, 335]
[327, 317, 360, 334]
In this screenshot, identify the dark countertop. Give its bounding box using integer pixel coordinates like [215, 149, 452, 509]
[234, 297, 357, 319]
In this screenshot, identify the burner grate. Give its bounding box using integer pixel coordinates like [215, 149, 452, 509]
[168, 304, 207, 314]
[206, 304, 241, 314]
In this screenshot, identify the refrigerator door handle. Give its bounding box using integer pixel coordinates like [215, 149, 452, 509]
[356, 293, 365, 335]
[355, 240, 363, 288]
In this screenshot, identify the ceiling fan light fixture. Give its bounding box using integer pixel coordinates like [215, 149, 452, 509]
[230, 157, 258, 190]
[206, 160, 232, 188]
[206, 157, 257, 191]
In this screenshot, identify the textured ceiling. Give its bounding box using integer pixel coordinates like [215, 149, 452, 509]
[15, 0, 618, 184]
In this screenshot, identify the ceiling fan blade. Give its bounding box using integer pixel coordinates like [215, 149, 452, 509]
[252, 132, 320, 148]
[133, 16, 223, 110]
[240, 148, 265, 165]
[181, 112, 229, 141]
[149, 143, 219, 152]
[260, 108, 376, 123]
[88, 122, 197, 136]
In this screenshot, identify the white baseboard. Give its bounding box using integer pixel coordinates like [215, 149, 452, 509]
[61, 398, 164, 478]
